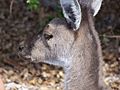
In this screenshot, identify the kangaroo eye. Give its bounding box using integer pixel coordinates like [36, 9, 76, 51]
[44, 33, 53, 40]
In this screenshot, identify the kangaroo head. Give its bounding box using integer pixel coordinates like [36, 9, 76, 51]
[19, 18, 75, 66]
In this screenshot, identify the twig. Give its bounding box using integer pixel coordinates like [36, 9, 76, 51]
[100, 35, 120, 39]
[10, 0, 15, 16]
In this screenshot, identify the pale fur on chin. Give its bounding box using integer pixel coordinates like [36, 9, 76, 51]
[43, 57, 71, 68]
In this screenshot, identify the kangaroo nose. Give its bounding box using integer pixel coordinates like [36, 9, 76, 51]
[18, 44, 26, 57]
[18, 41, 25, 52]
[18, 45, 24, 52]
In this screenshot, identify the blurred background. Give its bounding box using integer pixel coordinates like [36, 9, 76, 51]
[0, 0, 120, 90]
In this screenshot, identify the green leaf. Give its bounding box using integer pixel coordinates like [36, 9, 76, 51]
[26, 0, 40, 11]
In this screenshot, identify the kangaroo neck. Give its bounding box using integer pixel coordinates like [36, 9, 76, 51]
[63, 36, 100, 90]
[63, 9, 101, 90]
[64, 54, 99, 90]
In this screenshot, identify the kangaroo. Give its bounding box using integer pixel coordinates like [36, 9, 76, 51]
[18, 7, 107, 90]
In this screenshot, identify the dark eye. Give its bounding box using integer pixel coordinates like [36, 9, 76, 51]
[44, 34, 53, 40]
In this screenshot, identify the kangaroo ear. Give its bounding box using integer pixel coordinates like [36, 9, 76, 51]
[92, 0, 103, 16]
[60, 0, 81, 31]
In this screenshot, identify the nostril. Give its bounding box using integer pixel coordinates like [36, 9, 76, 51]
[19, 41, 25, 52]
[18, 45, 24, 52]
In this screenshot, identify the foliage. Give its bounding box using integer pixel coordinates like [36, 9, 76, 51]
[26, 0, 40, 11]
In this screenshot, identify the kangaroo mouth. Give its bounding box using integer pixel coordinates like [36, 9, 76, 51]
[25, 55, 36, 61]
[20, 54, 36, 62]
[18, 52, 32, 61]
[25, 55, 43, 64]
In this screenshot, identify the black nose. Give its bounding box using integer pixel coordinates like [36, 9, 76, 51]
[18, 41, 25, 52]
[18, 41, 31, 59]
[18, 45, 24, 52]
[18, 43, 27, 58]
